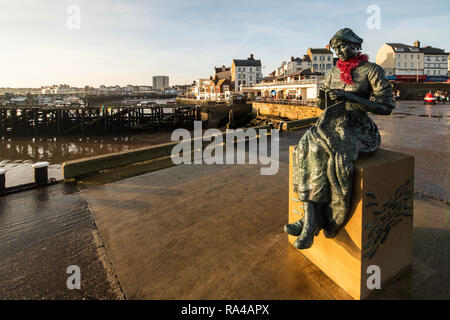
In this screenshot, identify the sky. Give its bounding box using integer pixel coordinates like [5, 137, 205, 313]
[0, 0, 449, 87]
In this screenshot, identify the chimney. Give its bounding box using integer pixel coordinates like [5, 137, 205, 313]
[414, 40, 420, 48]
[249, 53, 254, 60]
[291, 56, 294, 62]
[326, 44, 331, 51]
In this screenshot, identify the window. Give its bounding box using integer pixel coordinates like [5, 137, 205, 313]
[249, 67, 252, 72]
[250, 75, 253, 80]
[313, 64, 318, 69]
[328, 56, 331, 61]
[411, 54, 413, 59]
[314, 56, 317, 61]
[243, 74, 246, 79]
[326, 64, 331, 69]
[397, 62, 401, 67]
[238, 74, 241, 79]
[417, 55, 420, 59]
[404, 62, 407, 67]
[411, 62, 414, 68]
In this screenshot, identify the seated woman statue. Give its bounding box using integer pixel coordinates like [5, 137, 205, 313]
[284, 28, 395, 249]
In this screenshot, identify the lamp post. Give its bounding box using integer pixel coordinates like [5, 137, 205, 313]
[416, 55, 419, 83]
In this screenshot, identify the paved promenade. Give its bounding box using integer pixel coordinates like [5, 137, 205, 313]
[0, 101, 448, 299]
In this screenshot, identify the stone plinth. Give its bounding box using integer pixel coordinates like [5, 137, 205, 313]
[253, 102, 322, 120]
[288, 146, 414, 299]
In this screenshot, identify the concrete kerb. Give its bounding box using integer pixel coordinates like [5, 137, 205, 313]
[281, 117, 318, 131]
[62, 125, 271, 179]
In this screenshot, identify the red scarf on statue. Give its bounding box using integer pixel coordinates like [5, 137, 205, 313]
[336, 53, 368, 84]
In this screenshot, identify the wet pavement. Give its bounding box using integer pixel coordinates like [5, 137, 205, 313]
[372, 100, 449, 203]
[0, 182, 124, 299]
[0, 100, 448, 299]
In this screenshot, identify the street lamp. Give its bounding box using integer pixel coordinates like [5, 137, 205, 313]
[416, 55, 419, 83]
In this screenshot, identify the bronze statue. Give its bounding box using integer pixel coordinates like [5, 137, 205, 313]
[284, 28, 395, 249]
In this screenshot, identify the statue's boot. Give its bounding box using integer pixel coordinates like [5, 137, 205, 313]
[294, 202, 324, 249]
[284, 218, 304, 236]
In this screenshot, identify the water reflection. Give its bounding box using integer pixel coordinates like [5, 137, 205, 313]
[0, 136, 139, 163]
[0, 133, 172, 187]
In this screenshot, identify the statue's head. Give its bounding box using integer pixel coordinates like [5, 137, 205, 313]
[329, 28, 363, 61]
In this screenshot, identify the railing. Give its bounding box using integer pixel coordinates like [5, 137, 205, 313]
[252, 98, 317, 106]
[241, 79, 321, 88]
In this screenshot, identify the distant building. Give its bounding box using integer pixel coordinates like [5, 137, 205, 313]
[376, 41, 449, 81]
[231, 54, 263, 92]
[420, 44, 448, 77]
[275, 56, 312, 77]
[214, 66, 231, 81]
[153, 76, 169, 91]
[448, 55, 450, 77]
[173, 84, 190, 95]
[376, 42, 425, 78]
[307, 46, 333, 74]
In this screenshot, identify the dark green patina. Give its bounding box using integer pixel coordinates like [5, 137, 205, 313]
[285, 28, 395, 249]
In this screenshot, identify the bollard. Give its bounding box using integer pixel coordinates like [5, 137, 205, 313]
[0, 169, 5, 193]
[32, 162, 49, 185]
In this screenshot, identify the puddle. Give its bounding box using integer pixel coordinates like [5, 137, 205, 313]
[393, 112, 414, 116]
[418, 115, 443, 118]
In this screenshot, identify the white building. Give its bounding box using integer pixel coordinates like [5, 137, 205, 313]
[376, 41, 450, 79]
[242, 78, 320, 101]
[307, 47, 333, 74]
[420, 44, 448, 77]
[231, 54, 263, 92]
[376, 42, 424, 76]
[153, 76, 169, 91]
[275, 56, 312, 77]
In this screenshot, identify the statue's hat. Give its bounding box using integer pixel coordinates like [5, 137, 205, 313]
[330, 28, 363, 47]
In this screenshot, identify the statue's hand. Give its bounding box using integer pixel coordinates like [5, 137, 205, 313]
[317, 86, 326, 99]
[328, 89, 349, 101]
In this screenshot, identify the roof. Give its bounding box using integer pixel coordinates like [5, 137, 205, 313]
[302, 55, 311, 62]
[233, 59, 261, 67]
[386, 43, 421, 53]
[308, 48, 332, 54]
[386, 43, 447, 55]
[214, 66, 230, 73]
[420, 46, 446, 55]
[277, 68, 323, 79]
